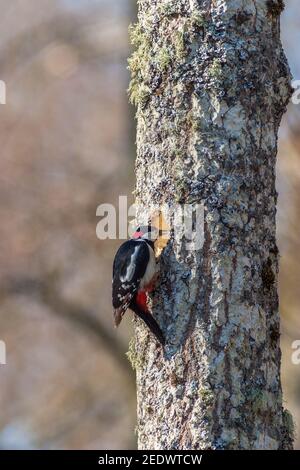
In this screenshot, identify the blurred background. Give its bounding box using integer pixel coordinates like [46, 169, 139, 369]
[0, 0, 299, 450]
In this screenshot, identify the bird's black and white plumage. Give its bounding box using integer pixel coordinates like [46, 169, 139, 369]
[112, 225, 165, 345]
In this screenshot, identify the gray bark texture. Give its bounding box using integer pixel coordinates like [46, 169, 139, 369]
[128, 0, 294, 450]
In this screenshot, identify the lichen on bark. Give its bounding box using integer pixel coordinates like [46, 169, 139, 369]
[129, 0, 294, 450]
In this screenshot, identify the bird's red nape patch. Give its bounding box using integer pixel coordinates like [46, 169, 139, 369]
[133, 231, 142, 239]
[136, 291, 148, 312]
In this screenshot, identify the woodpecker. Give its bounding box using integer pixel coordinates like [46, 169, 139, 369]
[112, 225, 165, 345]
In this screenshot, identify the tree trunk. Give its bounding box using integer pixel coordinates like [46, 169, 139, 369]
[129, 0, 294, 450]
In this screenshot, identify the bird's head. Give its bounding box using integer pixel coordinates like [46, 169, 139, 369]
[132, 224, 159, 241]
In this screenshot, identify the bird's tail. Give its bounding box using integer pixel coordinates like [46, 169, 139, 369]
[130, 300, 165, 346]
[113, 307, 123, 327]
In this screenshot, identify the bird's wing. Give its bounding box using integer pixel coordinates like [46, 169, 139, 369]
[112, 240, 149, 326]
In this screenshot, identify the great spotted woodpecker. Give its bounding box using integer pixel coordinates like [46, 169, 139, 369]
[112, 225, 165, 345]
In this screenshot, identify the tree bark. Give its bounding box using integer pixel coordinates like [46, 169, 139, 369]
[129, 0, 294, 450]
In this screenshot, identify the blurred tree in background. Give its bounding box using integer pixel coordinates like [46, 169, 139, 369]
[0, 0, 299, 449]
[0, 0, 135, 449]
